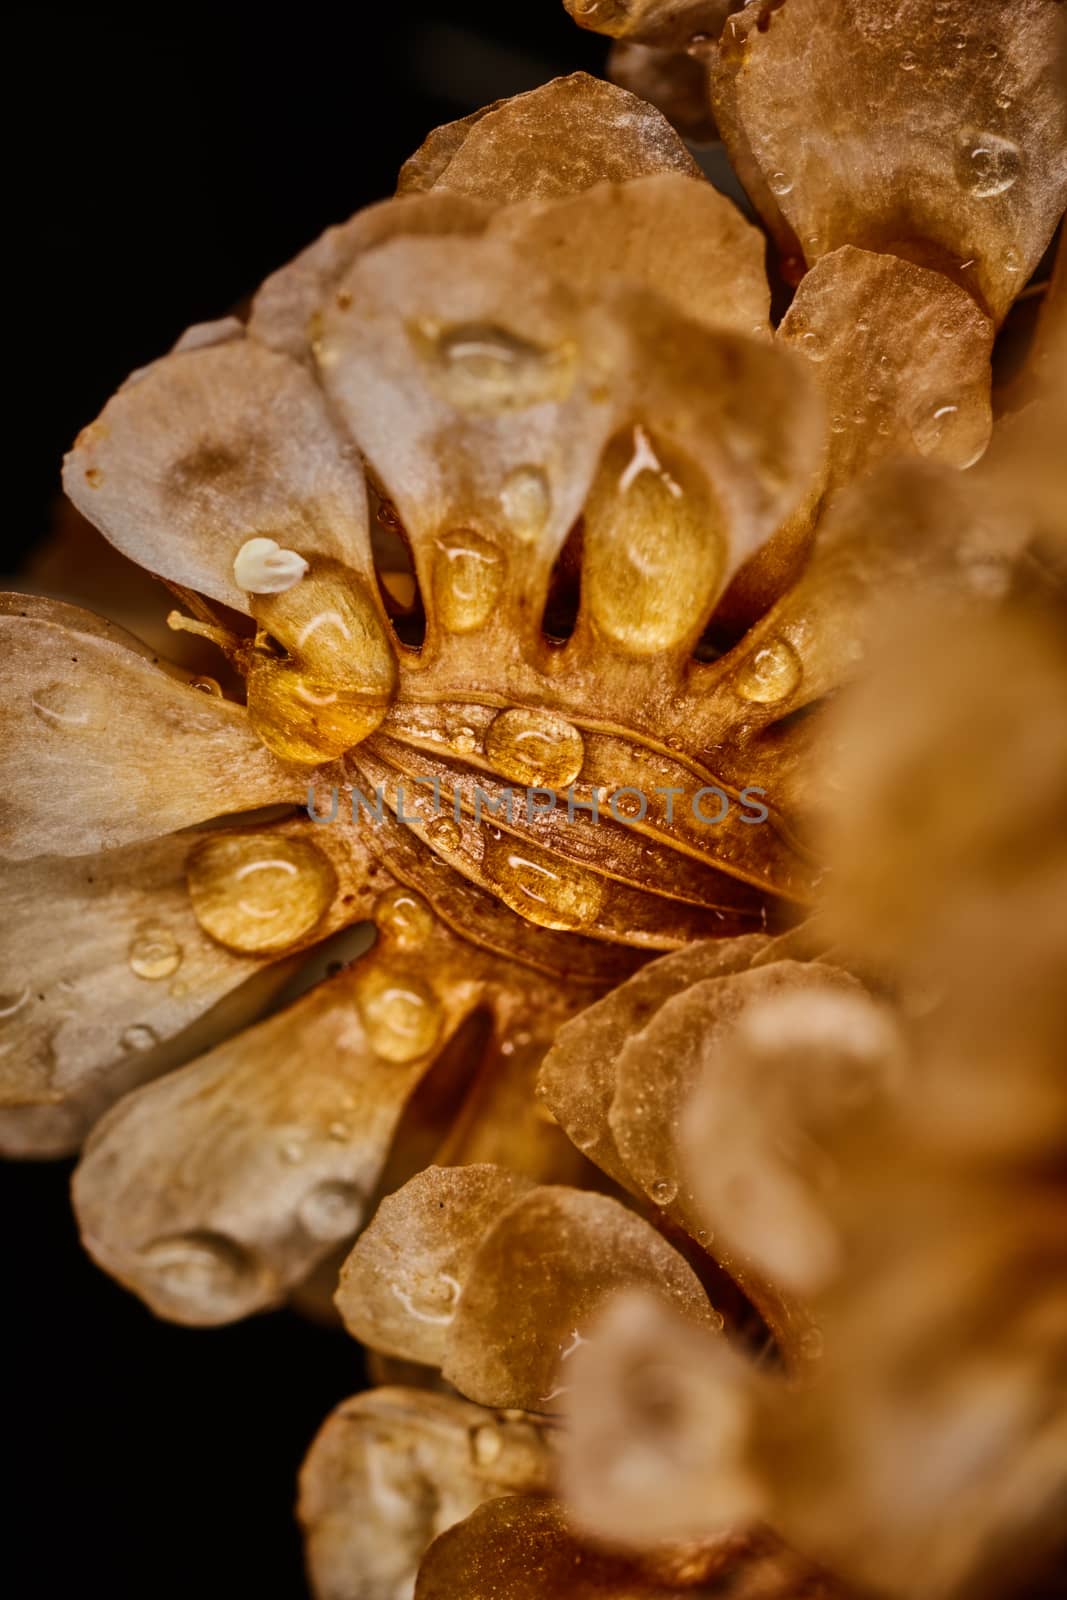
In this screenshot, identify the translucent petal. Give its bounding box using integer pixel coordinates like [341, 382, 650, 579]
[398, 73, 700, 204]
[300, 1387, 554, 1600]
[337, 1165, 536, 1366]
[62, 336, 375, 613]
[441, 1185, 719, 1411]
[0, 607, 301, 858]
[711, 0, 1067, 321]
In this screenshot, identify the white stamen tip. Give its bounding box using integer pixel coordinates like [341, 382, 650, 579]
[233, 537, 309, 594]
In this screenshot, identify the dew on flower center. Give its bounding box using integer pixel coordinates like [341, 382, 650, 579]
[374, 887, 435, 951]
[432, 530, 505, 634]
[354, 965, 444, 1063]
[298, 1181, 365, 1241]
[735, 638, 803, 705]
[128, 925, 183, 981]
[584, 426, 725, 654]
[500, 465, 552, 541]
[956, 133, 1021, 199]
[186, 833, 337, 954]
[484, 707, 585, 789]
[483, 838, 604, 931]
[411, 319, 577, 412]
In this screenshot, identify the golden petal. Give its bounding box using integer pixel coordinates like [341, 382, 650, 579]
[441, 1185, 720, 1411]
[300, 1387, 554, 1600]
[399, 73, 700, 204]
[397, 102, 505, 194]
[0, 835, 310, 1157]
[0, 607, 301, 858]
[711, 0, 1067, 322]
[62, 336, 375, 613]
[565, 0, 740, 50]
[337, 1165, 536, 1366]
[778, 246, 994, 493]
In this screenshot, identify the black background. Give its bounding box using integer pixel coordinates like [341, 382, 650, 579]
[4, 6, 602, 1596]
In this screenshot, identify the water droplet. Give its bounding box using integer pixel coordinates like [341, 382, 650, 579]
[432, 529, 504, 634]
[470, 1425, 503, 1468]
[190, 676, 222, 697]
[298, 1181, 364, 1241]
[584, 427, 724, 654]
[128, 925, 183, 981]
[735, 638, 802, 705]
[1004, 247, 1021, 275]
[354, 964, 443, 1063]
[484, 707, 585, 789]
[900, 49, 918, 71]
[995, 91, 1012, 112]
[0, 988, 30, 1021]
[121, 1024, 159, 1052]
[957, 133, 1021, 199]
[500, 465, 551, 541]
[768, 170, 793, 195]
[451, 724, 478, 754]
[412, 319, 577, 412]
[650, 1178, 677, 1207]
[186, 833, 337, 954]
[427, 815, 462, 853]
[798, 329, 826, 362]
[281, 1139, 305, 1165]
[829, 413, 847, 435]
[30, 681, 102, 729]
[799, 1325, 824, 1361]
[483, 838, 603, 931]
[374, 887, 435, 950]
[141, 1232, 254, 1312]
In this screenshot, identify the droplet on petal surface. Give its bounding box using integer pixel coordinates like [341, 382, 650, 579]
[411, 319, 577, 411]
[353, 965, 444, 1063]
[186, 833, 337, 954]
[957, 133, 1021, 199]
[432, 530, 505, 635]
[374, 887, 435, 950]
[500, 465, 551, 540]
[128, 925, 183, 981]
[735, 638, 802, 705]
[483, 838, 604, 932]
[484, 707, 585, 789]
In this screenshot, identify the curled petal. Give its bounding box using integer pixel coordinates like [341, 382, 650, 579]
[337, 1164, 536, 1366]
[300, 1386, 554, 1600]
[779, 246, 994, 493]
[0, 607, 301, 858]
[712, 0, 1067, 322]
[63, 337, 374, 612]
[398, 73, 700, 204]
[441, 1185, 721, 1411]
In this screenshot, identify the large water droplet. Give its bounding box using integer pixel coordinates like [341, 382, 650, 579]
[128, 925, 183, 981]
[432, 529, 505, 634]
[427, 815, 462, 853]
[412, 320, 577, 412]
[140, 1232, 254, 1313]
[768, 170, 793, 195]
[483, 838, 603, 931]
[500, 465, 551, 541]
[354, 965, 444, 1063]
[374, 887, 435, 950]
[484, 707, 585, 789]
[735, 638, 802, 705]
[298, 1181, 364, 1241]
[186, 833, 337, 954]
[957, 133, 1021, 199]
[30, 681, 103, 730]
[584, 427, 724, 654]
[649, 1177, 678, 1207]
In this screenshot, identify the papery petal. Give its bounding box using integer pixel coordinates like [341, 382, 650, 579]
[0, 607, 301, 858]
[337, 1165, 536, 1366]
[711, 0, 1067, 322]
[441, 1185, 720, 1411]
[778, 246, 993, 494]
[399, 73, 700, 204]
[63, 337, 374, 612]
[300, 1386, 554, 1600]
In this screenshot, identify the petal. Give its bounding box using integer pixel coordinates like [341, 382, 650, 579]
[560, 1291, 765, 1546]
[0, 608, 301, 858]
[778, 246, 993, 494]
[249, 191, 490, 366]
[538, 936, 771, 1189]
[337, 1165, 536, 1366]
[300, 1387, 554, 1600]
[398, 73, 700, 204]
[490, 174, 770, 337]
[0, 834, 309, 1157]
[565, 1, 740, 50]
[441, 1185, 721, 1411]
[608, 42, 718, 143]
[711, 0, 1067, 322]
[63, 336, 374, 613]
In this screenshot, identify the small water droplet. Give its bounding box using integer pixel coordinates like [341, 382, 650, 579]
[798, 329, 826, 362]
[500, 465, 551, 541]
[190, 676, 222, 697]
[128, 925, 183, 981]
[900, 49, 918, 71]
[735, 638, 802, 705]
[427, 815, 462, 853]
[483, 838, 603, 932]
[451, 724, 478, 754]
[186, 833, 337, 955]
[484, 707, 585, 789]
[121, 1024, 159, 1052]
[830, 413, 847, 435]
[412, 319, 577, 412]
[799, 1325, 824, 1361]
[298, 1181, 364, 1241]
[354, 964, 443, 1063]
[374, 887, 435, 951]
[30, 681, 102, 729]
[957, 132, 1021, 199]
[432, 529, 505, 634]
[768, 170, 793, 196]
[650, 1178, 677, 1207]
[281, 1139, 305, 1165]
